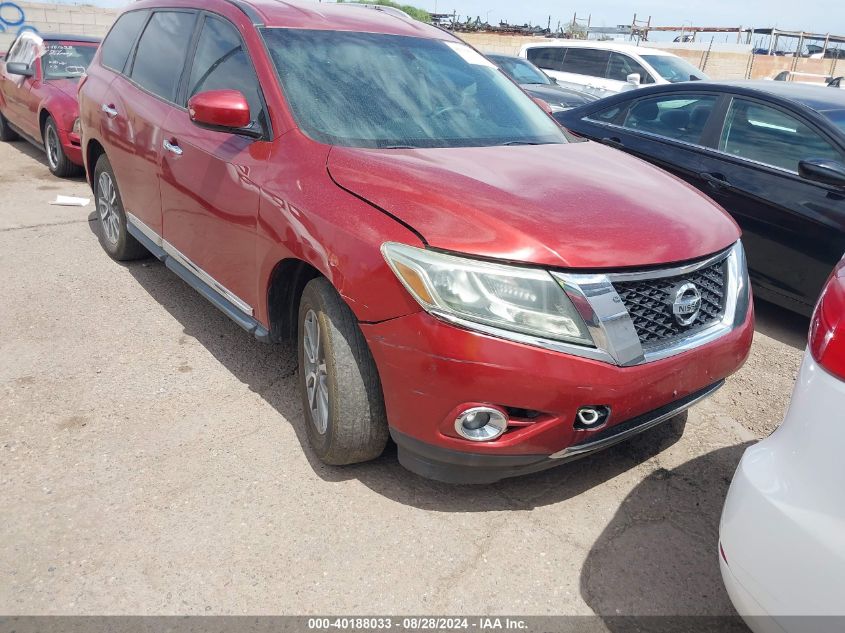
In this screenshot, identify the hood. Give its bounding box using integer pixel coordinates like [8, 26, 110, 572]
[48, 78, 80, 100]
[523, 84, 595, 108]
[328, 141, 740, 270]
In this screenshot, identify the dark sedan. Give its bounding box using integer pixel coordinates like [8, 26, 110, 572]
[488, 54, 597, 113]
[558, 81, 845, 315]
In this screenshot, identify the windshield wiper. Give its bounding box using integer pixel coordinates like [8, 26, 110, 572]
[381, 145, 417, 150]
[498, 141, 543, 146]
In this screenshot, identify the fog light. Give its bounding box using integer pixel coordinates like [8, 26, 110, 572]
[455, 407, 508, 442]
[574, 406, 611, 430]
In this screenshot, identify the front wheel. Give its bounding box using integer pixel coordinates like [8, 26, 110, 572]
[298, 278, 389, 466]
[43, 116, 81, 178]
[93, 154, 147, 261]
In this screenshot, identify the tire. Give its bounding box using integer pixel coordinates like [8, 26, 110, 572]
[298, 278, 389, 466]
[0, 110, 18, 142]
[43, 116, 81, 178]
[93, 154, 148, 261]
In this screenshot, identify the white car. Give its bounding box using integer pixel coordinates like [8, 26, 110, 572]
[519, 40, 708, 98]
[720, 258, 845, 632]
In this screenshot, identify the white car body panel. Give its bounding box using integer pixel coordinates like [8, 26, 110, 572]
[517, 41, 689, 98]
[720, 352, 845, 631]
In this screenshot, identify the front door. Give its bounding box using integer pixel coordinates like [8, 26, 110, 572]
[2, 32, 40, 137]
[698, 96, 845, 312]
[159, 13, 270, 315]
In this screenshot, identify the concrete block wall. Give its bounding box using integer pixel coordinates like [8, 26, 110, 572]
[0, 2, 118, 49]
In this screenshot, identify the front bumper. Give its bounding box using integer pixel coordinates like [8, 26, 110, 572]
[56, 125, 83, 166]
[362, 296, 753, 483]
[392, 381, 723, 484]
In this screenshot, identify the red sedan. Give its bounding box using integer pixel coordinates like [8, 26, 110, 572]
[0, 32, 100, 177]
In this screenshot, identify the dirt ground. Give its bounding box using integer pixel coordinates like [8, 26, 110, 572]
[0, 139, 807, 623]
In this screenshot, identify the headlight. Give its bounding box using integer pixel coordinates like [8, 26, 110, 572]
[382, 242, 593, 346]
[71, 118, 81, 135]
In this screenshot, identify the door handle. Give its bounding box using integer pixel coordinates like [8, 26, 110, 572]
[101, 103, 118, 118]
[602, 136, 624, 149]
[163, 139, 183, 156]
[701, 172, 731, 189]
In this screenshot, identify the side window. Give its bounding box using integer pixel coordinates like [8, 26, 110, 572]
[187, 16, 265, 133]
[719, 98, 844, 172]
[607, 53, 654, 84]
[586, 104, 624, 124]
[526, 47, 565, 72]
[130, 11, 196, 101]
[101, 10, 149, 72]
[622, 94, 719, 144]
[560, 49, 611, 78]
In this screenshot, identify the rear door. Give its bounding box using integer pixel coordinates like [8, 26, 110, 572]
[570, 90, 723, 191]
[100, 9, 197, 239]
[698, 96, 845, 311]
[159, 12, 270, 314]
[530, 47, 621, 96]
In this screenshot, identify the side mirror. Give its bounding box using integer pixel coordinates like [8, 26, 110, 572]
[626, 72, 641, 86]
[6, 62, 34, 78]
[187, 89, 257, 137]
[799, 159, 845, 188]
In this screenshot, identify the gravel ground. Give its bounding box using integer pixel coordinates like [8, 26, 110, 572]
[0, 139, 808, 622]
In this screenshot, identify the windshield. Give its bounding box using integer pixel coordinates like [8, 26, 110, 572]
[43, 42, 97, 79]
[490, 56, 551, 85]
[641, 55, 708, 83]
[824, 109, 845, 134]
[261, 29, 566, 149]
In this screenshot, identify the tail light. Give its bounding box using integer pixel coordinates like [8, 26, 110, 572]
[809, 259, 845, 380]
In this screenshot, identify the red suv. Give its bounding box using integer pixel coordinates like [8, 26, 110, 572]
[79, 0, 753, 483]
[1, 32, 100, 177]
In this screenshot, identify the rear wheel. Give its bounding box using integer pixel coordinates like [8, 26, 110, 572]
[0, 110, 18, 142]
[298, 278, 389, 466]
[94, 154, 147, 261]
[43, 116, 80, 178]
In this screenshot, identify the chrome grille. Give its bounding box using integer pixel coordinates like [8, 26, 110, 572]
[612, 259, 728, 347]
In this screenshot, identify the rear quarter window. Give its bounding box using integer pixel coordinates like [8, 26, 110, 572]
[101, 9, 150, 72]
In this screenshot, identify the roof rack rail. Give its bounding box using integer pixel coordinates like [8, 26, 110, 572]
[342, 3, 413, 21]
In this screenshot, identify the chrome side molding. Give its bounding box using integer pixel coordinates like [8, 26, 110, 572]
[125, 213, 270, 342]
[126, 212, 254, 317]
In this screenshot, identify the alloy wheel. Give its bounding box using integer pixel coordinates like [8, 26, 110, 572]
[303, 309, 329, 435]
[45, 125, 59, 171]
[97, 172, 120, 245]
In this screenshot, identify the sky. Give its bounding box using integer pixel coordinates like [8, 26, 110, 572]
[51, 0, 845, 39]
